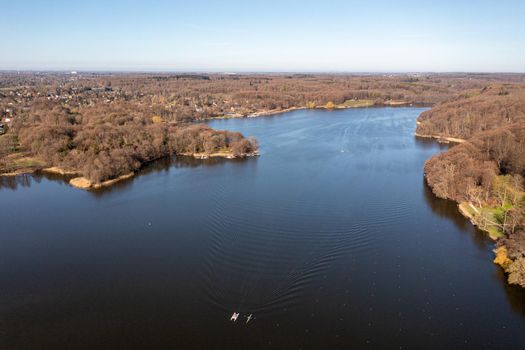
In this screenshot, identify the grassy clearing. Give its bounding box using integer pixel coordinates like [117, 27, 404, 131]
[460, 202, 504, 240]
[12, 156, 46, 168]
[341, 99, 375, 108]
[1, 153, 47, 175]
[477, 206, 505, 239]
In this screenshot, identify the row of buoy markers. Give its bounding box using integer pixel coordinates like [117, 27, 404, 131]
[230, 312, 253, 323]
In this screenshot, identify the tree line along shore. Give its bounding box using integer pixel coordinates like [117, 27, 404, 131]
[417, 84, 525, 288]
[1, 72, 524, 286]
[0, 72, 463, 185]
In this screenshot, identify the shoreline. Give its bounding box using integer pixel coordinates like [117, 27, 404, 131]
[1, 165, 81, 178]
[457, 202, 501, 241]
[70, 172, 135, 190]
[201, 101, 430, 122]
[415, 132, 466, 144]
[1, 104, 427, 187]
[424, 155, 519, 287]
[457, 200, 518, 284]
[0, 150, 259, 191]
[3, 104, 520, 287]
[425, 178, 498, 241]
[179, 150, 259, 160]
[67, 150, 258, 190]
[0, 168, 39, 176]
[198, 106, 307, 121]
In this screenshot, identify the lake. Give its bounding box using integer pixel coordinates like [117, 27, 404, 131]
[1, 108, 524, 349]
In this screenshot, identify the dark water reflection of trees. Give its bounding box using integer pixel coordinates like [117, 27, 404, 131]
[0, 174, 34, 191]
[3, 151, 524, 321]
[414, 136, 451, 151]
[0, 172, 72, 191]
[90, 155, 257, 197]
[0, 155, 257, 195]
[422, 178, 525, 319]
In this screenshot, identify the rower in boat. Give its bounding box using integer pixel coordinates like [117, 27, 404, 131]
[230, 312, 239, 321]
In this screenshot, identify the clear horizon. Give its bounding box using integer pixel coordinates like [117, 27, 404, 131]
[2, 0, 525, 72]
[3, 70, 525, 74]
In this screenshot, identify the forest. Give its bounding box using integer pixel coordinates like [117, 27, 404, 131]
[1, 72, 524, 184]
[1, 71, 525, 284]
[419, 85, 525, 287]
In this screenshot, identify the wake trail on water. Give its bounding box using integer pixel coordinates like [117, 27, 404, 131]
[199, 170, 384, 317]
[340, 127, 350, 153]
[199, 112, 414, 318]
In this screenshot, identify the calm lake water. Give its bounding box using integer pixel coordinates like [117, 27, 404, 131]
[1, 108, 525, 349]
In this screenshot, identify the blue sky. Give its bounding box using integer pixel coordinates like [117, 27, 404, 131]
[1, 0, 524, 72]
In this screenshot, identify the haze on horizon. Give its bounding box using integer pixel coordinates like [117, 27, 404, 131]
[1, 0, 524, 72]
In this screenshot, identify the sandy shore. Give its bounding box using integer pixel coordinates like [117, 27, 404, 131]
[70, 172, 135, 190]
[67, 150, 259, 190]
[415, 132, 466, 144]
[179, 150, 259, 159]
[180, 151, 235, 159]
[247, 107, 306, 118]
